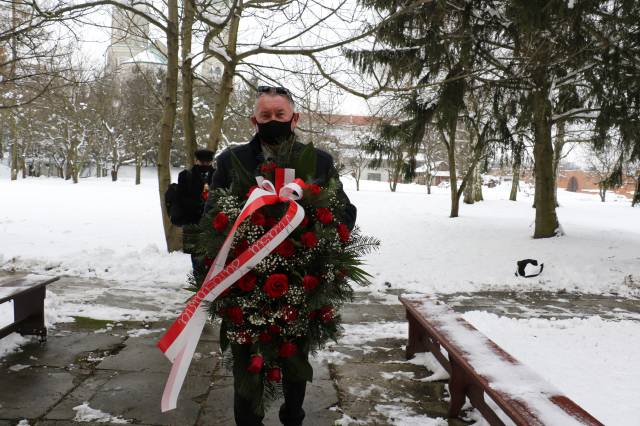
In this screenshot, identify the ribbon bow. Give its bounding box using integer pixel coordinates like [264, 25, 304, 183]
[157, 168, 306, 412]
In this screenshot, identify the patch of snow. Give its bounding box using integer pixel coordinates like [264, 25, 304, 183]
[374, 403, 448, 425]
[72, 402, 130, 423]
[0, 333, 30, 359]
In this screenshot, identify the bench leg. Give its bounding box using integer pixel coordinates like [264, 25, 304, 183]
[448, 358, 468, 419]
[13, 286, 47, 342]
[406, 314, 428, 359]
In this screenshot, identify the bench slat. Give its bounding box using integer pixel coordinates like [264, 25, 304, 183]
[400, 296, 604, 426]
[0, 276, 60, 304]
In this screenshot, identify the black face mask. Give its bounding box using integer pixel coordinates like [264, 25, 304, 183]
[193, 164, 213, 178]
[257, 118, 293, 145]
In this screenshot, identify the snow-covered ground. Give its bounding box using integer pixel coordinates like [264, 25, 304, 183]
[2, 164, 638, 296]
[1, 162, 639, 425]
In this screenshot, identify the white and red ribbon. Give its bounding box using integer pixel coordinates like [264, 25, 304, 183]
[157, 168, 306, 412]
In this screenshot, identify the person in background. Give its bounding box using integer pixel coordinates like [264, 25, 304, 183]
[179, 148, 215, 274]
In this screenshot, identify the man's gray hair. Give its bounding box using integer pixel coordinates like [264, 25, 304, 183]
[255, 87, 296, 111]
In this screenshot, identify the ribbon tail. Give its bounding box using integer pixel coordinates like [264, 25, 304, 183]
[160, 317, 205, 412]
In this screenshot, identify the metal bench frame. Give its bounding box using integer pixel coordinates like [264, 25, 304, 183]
[0, 276, 60, 342]
[400, 296, 604, 426]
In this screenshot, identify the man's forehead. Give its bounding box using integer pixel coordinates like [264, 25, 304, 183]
[255, 95, 292, 113]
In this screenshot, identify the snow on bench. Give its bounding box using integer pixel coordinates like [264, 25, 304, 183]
[399, 296, 604, 426]
[0, 274, 60, 342]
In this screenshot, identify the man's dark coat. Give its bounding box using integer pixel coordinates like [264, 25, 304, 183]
[211, 135, 357, 229]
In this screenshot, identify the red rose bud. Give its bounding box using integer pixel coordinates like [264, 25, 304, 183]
[258, 331, 272, 343]
[300, 231, 318, 248]
[319, 306, 334, 323]
[247, 354, 264, 373]
[276, 240, 295, 258]
[204, 256, 214, 268]
[337, 223, 350, 242]
[213, 212, 229, 231]
[268, 324, 281, 335]
[263, 274, 289, 298]
[316, 207, 333, 225]
[227, 306, 244, 325]
[237, 273, 257, 292]
[282, 305, 298, 322]
[260, 162, 277, 174]
[201, 191, 209, 201]
[300, 216, 309, 228]
[251, 211, 266, 227]
[234, 239, 249, 257]
[279, 341, 297, 358]
[220, 287, 231, 298]
[302, 275, 320, 291]
[266, 366, 282, 382]
[307, 183, 322, 195]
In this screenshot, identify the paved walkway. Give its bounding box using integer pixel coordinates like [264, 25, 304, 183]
[2, 273, 639, 425]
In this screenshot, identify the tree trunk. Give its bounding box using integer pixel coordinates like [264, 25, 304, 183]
[510, 160, 520, 201]
[474, 166, 483, 202]
[111, 168, 118, 182]
[10, 114, 18, 181]
[206, 9, 240, 153]
[135, 157, 142, 185]
[532, 78, 561, 238]
[632, 175, 639, 207]
[463, 163, 475, 204]
[445, 124, 459, 217]
[158, 0, 183, 252]
[552, 120, 565, 207]
[426, 173, 432, 194]
[599, 183, 606, 202]
[181, 0, 197, 167]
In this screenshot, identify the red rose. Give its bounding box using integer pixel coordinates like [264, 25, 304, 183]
[300, 231, 318, 248]
[337, 223, 350, 242]
[226, 306, 243, 325]
[316, 207, 333, 225]
[266, 366, 282, 382]
[276, 240, 295, 258]
[300, 216, 309, 228]
[258, 332, 272, 343]
[246, 185, 258, 198]
[237, 273, 257, 292]
[281, 305, 298, 322]
[319, 306, 334, 323]
[307, 184, 322, 195]
[204, 256, 214, 269]
[247, 354, 264, 373]
[213, 212, 229, 231]
[234, 239, 249, 257]
[302, 275, 319, 292]
[268, 324, 281, 335]
[263, 274, 289, 298]
[260, 162, 277, 174]
[220, 287, 231, 298]
[251, 211, 266, 227]
[201, 190, 209, 201]
[279, 341, 297, 358]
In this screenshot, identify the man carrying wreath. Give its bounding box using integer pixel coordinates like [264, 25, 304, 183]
[202, 85, 358, 426]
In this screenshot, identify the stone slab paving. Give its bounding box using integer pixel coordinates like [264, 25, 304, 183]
[6, 270, 637, 425]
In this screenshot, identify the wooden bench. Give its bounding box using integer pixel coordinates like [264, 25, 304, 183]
[0, 274, 60, 342]
[399, 296, 604, 426]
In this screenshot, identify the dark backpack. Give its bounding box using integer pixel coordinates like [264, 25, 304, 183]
[165, 183, 187, 226]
